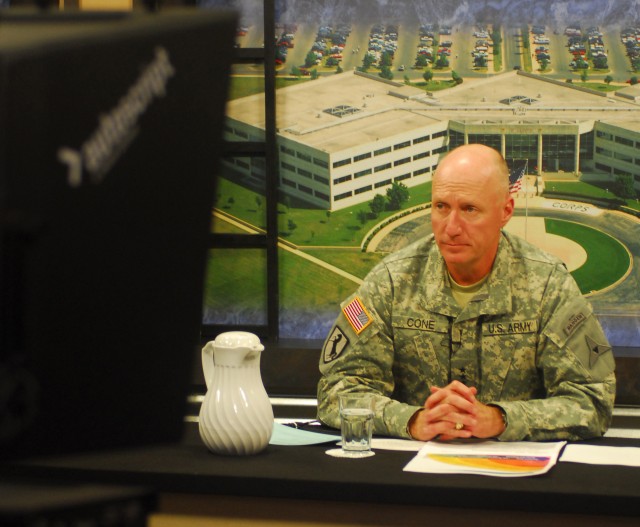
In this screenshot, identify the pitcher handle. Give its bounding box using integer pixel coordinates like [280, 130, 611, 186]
[202, 341, 215, 389]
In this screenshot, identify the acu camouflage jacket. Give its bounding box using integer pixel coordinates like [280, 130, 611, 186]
[317, 231, 616, 441]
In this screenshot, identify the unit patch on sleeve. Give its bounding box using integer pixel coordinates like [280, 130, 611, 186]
[586, 334, 612, 369]
[342, 296, 372, 335]
[323, 326, 349, 363]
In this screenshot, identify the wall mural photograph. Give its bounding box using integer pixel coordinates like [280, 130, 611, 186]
[201, 0, 640, 354]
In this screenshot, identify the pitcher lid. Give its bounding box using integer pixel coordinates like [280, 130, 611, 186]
[213, 331, 262, 349]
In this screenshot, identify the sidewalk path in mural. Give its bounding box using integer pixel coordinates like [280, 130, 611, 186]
[213, 210, 363, 285]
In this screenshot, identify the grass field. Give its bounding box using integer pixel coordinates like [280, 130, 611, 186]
[545, 180, 640, 211]
[204, 213, 632, 319]
[204, 248, 267, 315]
[577, 82, 619, 93]
[408, 79, 457, 91]
[303, 248, 385, 279]
[546, 180, 616, 199]
[544, 219, 630, 294]
[203, 246, 360, 317]
[214, 173, 432, 246]
[229, 76, 308, 99]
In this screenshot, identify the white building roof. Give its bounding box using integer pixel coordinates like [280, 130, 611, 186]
[227, 71, 442, 154]
[225, 70, 640, 152]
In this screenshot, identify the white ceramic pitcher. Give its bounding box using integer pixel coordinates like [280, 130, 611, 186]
[198, 331, 273, 455]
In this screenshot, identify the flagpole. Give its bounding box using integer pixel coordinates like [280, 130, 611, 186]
[508, 161, 526, 239]
[525, 159, 529, 241]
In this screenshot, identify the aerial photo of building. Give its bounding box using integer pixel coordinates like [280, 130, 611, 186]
[224, 69, 640, 210]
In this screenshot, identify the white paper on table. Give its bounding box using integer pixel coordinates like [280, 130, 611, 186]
[371, 437, 426, 451]
[404, 440, 567, 477]
[560, 444, 640, 467]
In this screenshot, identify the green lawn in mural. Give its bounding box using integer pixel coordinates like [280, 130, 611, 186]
[546, 181, 614, 199]
[228, 76, 309, 99]
[279, 250, 358, 310]
[544, 219, 629, 294]
[203, 245, 360, 317]
[214, 172, 432, 247]
[546, 181, 640, 211]
[204, 248, 267, 315]
[304, 249, 385, 280]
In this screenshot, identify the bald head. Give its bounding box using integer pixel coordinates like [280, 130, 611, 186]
[434, 144, 510, 198]
[430, 144, 515, 284]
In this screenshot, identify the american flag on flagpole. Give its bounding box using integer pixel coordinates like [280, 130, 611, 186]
[509, 165, 526, 194]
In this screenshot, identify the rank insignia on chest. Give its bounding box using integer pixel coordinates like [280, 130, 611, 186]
[343, 296, 372, 335]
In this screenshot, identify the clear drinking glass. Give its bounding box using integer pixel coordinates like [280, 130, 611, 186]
[339, 393, 375, 458]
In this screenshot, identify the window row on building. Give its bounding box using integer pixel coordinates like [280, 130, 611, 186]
[281, 175, 330, 202]
[595, 147, 639, 164]
[596, 130, 640, 149]
[448, 129, 597, 174]
[593, 125, 640, 182]
[594, 162, 640, 182]
[279, 144, 329, 169]
[280, 161, 330, 185]
[280, 156, 437, 206]
[331, 146, 446, 186]
[330, 130, 447, 169]
[333, 165, 433, 202]
[224, 123, 250, 140]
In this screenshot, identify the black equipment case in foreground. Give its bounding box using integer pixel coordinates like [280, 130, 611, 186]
[0, 8, 237, 459]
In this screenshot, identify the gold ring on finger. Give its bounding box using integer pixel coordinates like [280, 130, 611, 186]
[455, 422, 464, 431]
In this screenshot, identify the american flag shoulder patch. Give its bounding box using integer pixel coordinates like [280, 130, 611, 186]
[342, 296, 372, 335]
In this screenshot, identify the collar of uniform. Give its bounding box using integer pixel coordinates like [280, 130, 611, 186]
[420, 240, 461, 318]
[422, 233, 514, 319]
[471, 233, 514, 316]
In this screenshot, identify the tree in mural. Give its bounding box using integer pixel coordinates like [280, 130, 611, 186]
[357, 209, 368, 225]
[415, 54, 430, 69]
[304, 51, 317, 68]
[435, 52, 449, 69]
[369, 194, 386, 217]
[386, 182, 410, 210]
[360, 53, 375, 72]
[379, 65, 394, 80]
[615, 174, 636, 199]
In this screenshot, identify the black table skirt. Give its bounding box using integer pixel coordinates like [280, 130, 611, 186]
[2, 424, 640, 517]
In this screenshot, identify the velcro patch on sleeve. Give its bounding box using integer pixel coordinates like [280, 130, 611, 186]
[544, 297, 594, 349]
[342, 296, 373, 335]
[322, 325, 349, 363]
[563, 310, 588, 337]
[585, 334, 613, 370]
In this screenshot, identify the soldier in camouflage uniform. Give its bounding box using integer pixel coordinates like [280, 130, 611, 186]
[317, 144, 616, 441]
